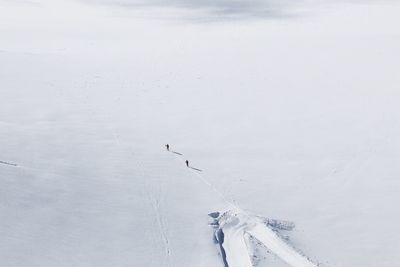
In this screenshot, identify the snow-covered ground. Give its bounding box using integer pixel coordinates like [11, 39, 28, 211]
[1, 0, 400, 266]
[214, 209, 319, 267]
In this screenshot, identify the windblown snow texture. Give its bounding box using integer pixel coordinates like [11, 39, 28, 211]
[1, 1, 400, 267]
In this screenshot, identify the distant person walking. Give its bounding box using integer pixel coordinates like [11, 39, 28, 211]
[165, 144, 169, 151]
[185, 160, 189, 167]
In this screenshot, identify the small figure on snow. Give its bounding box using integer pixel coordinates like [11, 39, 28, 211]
[185, 160, 189, 167]
[165, 144, 170, 151]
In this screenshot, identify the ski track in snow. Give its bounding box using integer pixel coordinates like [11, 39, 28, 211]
[170, 154, 320, 267]
[0, 160, 18, 167]
[136, 156, 172, 267]
[80, 87, 173, 267]
[145, 182, 171, 267]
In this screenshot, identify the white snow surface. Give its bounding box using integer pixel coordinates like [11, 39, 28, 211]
[217, 209, 318, 267]
[1, 1, 400, 267]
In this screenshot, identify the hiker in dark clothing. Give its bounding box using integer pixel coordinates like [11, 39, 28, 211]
[165, 144, 169, 151]
[185, 160, 189, 167]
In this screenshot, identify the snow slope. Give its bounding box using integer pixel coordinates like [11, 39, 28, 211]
[1, 1, 400, 267]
